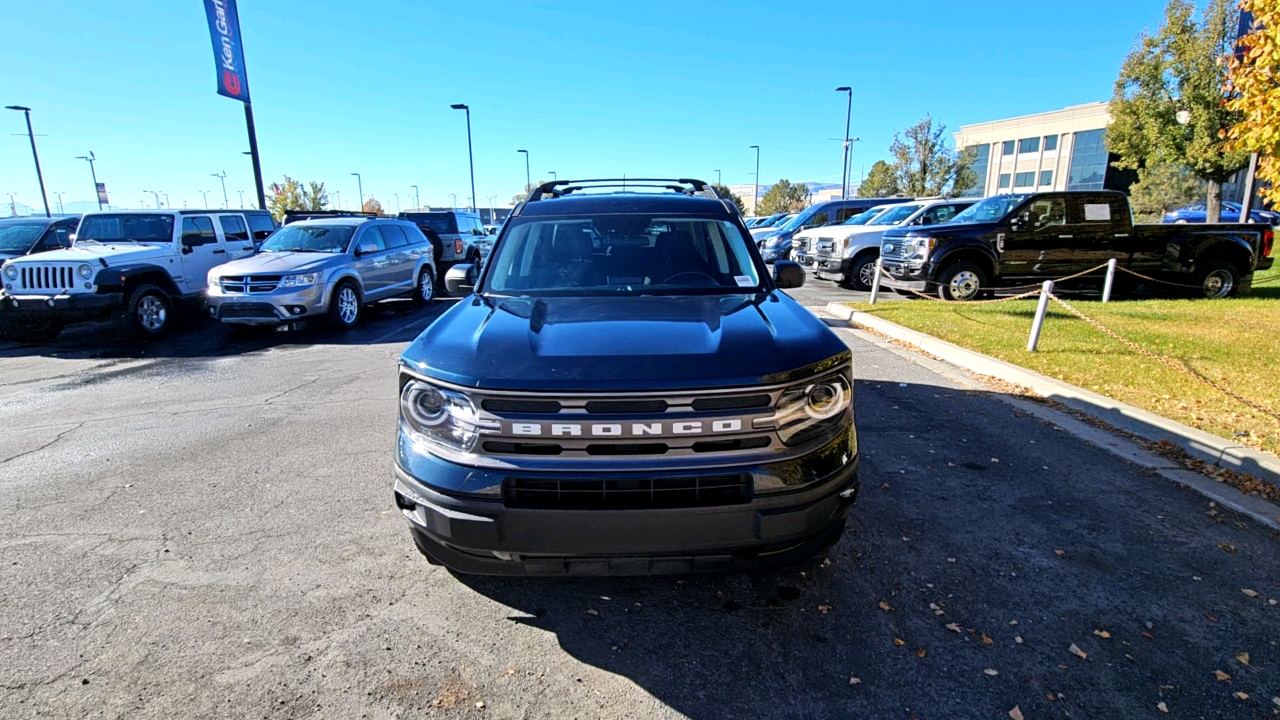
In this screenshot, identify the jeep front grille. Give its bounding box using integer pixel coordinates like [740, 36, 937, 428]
[17, 264, 78, 292]
[503, 473, 751, 510]
[219, 275, 282, 294]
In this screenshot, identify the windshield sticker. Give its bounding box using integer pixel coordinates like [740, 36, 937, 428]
[735, 275, 754, 287]
[1084, 204, 1111, 221]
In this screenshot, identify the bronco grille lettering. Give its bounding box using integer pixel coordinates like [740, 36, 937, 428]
[504, 419, 747, 438]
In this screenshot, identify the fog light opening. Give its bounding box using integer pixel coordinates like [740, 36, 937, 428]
[287, 305, 306, 316]
[394, 492, 416, 513]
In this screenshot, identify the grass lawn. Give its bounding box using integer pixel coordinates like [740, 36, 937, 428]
[849, 264, 1280, 456]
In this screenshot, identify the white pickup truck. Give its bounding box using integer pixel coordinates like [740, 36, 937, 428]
[0, 209, 275, 343]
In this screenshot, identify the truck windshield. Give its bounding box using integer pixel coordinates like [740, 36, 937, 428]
[950, 195, 1032, 224]
[258, 224, 355, 254]
[483, 214, 762, 296]
[0, 223, 46, 253]
[77, 215, 174, 243]
[869, 205, 923, 225]
[841, 208, 887, 226]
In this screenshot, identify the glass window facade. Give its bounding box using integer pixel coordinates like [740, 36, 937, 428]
[1018, 137, 1040, 154]
[1067, 129, 1108, 190]
[960, 144, 990, 197]
[1039, 170, 1053, 186]
[998, 173, 1011, 189]
[1044, 135, 1059, 152]
[1014, 172, 1036, 188]
[1002, 140, 1015, 155]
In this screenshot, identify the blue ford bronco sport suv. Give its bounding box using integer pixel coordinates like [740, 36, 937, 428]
[393, 179, 860, 575]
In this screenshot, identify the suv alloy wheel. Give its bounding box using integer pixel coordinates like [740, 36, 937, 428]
[117, 283, 174, 339]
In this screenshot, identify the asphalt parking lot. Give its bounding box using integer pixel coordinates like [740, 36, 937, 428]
[2, 290, 1277, 719]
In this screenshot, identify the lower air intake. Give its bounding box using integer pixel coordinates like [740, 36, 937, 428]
[503, 474, 751, 510]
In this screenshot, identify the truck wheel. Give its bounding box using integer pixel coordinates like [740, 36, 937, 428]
[1196, 261, 1237, 299]
[412, 266, 435, 307]
[328, 281, 362, 329]
[3, 317, 64, 344]
[117, 284, 174, 339]
[936, 262, 987, 301]
[847, 253, 878, 292]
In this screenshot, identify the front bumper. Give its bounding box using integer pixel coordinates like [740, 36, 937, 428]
[206, 283, 328, 325]
[394, 434, 860, 576]
[879, 259, 929, 291]
[810, 254, 848, 279]
[0, 291, 123, 321]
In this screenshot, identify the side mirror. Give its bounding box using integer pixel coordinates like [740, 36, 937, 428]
[445, 264, 477, 294]
[356, 242, 378, 255]
[68, 233, 77, 243]
[773, 260, 805, 289]
[1009, 215, 1025, 232]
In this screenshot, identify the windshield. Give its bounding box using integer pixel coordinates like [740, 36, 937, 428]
[777, 211, 814, 233]
[77, 214, 174, 243]
[870, 204, 923, 225]
[483, 213, 762, 296]
[841, 208, 887, 226]
[259, 224, 356, 254]
[404, 213, 458, 234]
[950, 195, 1033, 224]
[0, 223, 46, 253]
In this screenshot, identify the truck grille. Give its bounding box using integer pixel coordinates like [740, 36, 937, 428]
[220, 275, 282, 294]
[794, 239, 809, 253]
[219, 303, 279, 319]
[815, 238, 836, 256]
[503, 473, 751, 509]
[17, 264, 79, 292]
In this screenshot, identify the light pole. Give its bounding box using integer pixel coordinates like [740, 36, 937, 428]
[517, 149, 531, 193]
[715, 169, 721, 186]
[200, 190, 209, 207]
[836, 87, 853, 199]
[144, 190, 162, 209]
[411, 185, 420, 210]
[487, 195, 497, 224]
[7, 193, 17, 216]
[451, 104, 477, 212]
[6, 106, 50, 217]
[449, 193, 457, 210]
[162, 193, 170, 208]
[53, 192, 65, 214]
[237, 190, 245, 208]
[393, 193, 400, 213]
[351, 173, 363, 211]
[548, 171, 557, 181]
[211, 171, 228, 208]
[333, 189, 340, 211]
[749, 145, 760, 215]
[76, 151, 103, 210]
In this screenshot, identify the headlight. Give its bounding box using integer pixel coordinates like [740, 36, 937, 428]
[3, 264, 16, 281]
[400, 379, 496, 454]
[841, 238, 850, 250]
[905, 237, 936, 261]
[754, 370, 852, 445]
[280, 272, 323, 287]
[77, 264, 94, 280]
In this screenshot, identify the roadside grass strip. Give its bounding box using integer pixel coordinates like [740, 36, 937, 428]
[847, 267, 1280, 455]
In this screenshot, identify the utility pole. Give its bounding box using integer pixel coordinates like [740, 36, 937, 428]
[835, 87, 853, 199]
[749, 145, 760, 215]
[6, 105, 50, 217]
[76, 152, 103, 210]
[451, 104, 477, 212]
[211, 171, 228, 208]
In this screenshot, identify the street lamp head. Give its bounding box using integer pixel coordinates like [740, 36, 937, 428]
[836, 86, 851, 93]
[5, 105, 31, 112]
[749, 145, 759, 150]
[451, 104, 468, 110]
[517, 149, 527, 153]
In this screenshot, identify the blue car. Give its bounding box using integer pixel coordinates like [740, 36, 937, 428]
[1163, 202, 1278, 225]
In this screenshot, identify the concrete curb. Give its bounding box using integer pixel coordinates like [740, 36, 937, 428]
[825, 302, 1280, 489]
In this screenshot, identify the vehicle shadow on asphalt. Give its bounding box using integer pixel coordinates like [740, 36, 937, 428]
[0, 298, 458, 361]
[447, 378, 1280, 719]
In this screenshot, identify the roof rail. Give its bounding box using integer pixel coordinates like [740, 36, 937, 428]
[519, 177, 718, 206]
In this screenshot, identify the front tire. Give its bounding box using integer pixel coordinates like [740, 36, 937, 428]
[935, 262, 987, 301]
[116, 284, 174, 339]
[846, 253, 878, 292]
[327, 281, 362, 330]
[1196, 260, 1238, 299]
[412, 266, 435, 307]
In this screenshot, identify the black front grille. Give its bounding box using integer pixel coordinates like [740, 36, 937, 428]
[691, 394, 770, 412]
[219, 303, 279, 319]
[503, 474, 752, 509]
[482, 398, 562, 413]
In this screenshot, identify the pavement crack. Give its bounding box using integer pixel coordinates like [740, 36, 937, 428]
[0, 422, 85, 465]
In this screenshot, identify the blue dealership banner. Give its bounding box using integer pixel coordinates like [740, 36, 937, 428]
[204, 0, 251, 102]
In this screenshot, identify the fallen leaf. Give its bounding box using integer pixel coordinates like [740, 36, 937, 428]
[1206, 612, 1219, 622]
[1218, 543, 1237, 553]
[1142, 631, 1155, 641]
[946, 623, 962, 633]
[984, 668, 998, 676]
[1046, 693, 1056, 701]
[585, 609, 598, 616]
[893, 638, 905, 646]
[1094, 630, 1111, 639]
[1214, 670, 1231, 682]
[1157, 701, 1169, 713]
[982, 634, 994, 645]
[917, 648, 927, 658]
[849, 677, 861, 685]
[1009, 707, 1024, 720]
[1242, 589, 1259, 598]
[879, 601, 891, 612]
[1069, 643, 1088, 660]
[1235, 692, 1250, 700]
[818, 605, 832, 614]
[1054, 549, 1065, 557]
[1236, 652, 1251, 666]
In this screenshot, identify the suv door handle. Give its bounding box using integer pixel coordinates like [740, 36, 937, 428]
[212, 249, 226, 254]
[1059, 234, 1074, 239]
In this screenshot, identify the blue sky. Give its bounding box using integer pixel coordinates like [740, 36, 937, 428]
[3, 0, 1169, 214]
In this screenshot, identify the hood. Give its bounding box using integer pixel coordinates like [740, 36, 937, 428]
[8, 242, 171, 265]
[0, 252, 17, 262]
[751, 227, 783, 240]
[402, 293, 851, 391]
[210, 251, 346, 276]
[882, 220, 999, 240]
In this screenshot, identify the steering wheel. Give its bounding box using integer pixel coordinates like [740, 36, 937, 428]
[661, 271, 718, 285]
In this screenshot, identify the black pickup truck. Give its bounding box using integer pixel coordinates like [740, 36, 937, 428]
[879, 191, 1274, 300]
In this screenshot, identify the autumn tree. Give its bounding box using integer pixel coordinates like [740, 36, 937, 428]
[1110, 0, 1247, 222]
[887, 116, 974, 197]
[362, 197, 385, 216]
[856, 160, 902, 198]
[267, 176, 329, 221]
[1128, 160, 1208, 222]
[712, 183, 747, 213]
[756, 180, 810, 215]
[1227, 0, 1280, 209]
[512, 182, 539, 205]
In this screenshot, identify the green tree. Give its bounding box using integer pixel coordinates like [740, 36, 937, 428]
[756, 179, 810, 215]
[712, 183, 746, 213]
[1109, 0, 1247, 222]
[267, 176, 330, 221]
[302, 181, 328, 212]
[1127, 160, 1207, 222]
[362, 197, 384, 216]
[889, 115, 973, 197]
[856, 160, 902, 198]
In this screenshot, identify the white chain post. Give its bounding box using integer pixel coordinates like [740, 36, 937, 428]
[869, 257, 883, 305]
[1102, 258, 1117, 303]
[1027, 280, 1054, 352]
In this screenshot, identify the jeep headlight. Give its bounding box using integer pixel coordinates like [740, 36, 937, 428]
[280, 272, 323, 287]
[3, 264, 16, 281]
[400, 378, 497, 454]
[77, 264, 94, 280]
[754, 370, 852, 445]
